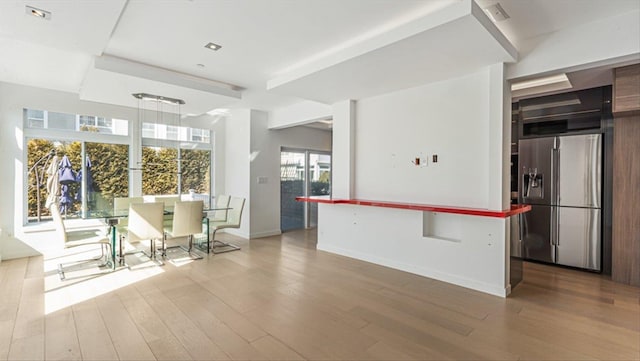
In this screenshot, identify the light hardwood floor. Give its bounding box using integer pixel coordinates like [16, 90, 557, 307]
[1, 229, 638, 360]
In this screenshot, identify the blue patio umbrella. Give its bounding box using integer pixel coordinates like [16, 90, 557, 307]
[58, 155, 76, 214]
[75, 156, 94, 204]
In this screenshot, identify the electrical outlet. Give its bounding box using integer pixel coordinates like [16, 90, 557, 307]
[432, 154, 438, 163]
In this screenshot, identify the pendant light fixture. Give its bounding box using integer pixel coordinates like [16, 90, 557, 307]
[132, 92, 186, 196]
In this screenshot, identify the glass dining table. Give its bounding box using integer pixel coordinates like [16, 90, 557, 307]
[84, 207, 226, 270]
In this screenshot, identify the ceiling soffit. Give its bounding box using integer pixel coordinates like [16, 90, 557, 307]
[267, 0, 517, 104]
[80, 55, 243, 115]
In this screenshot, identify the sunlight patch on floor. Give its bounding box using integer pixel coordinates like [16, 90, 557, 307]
[43, 247, 164, 315]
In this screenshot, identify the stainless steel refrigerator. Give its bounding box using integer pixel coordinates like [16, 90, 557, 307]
[519, 134, 602, 271]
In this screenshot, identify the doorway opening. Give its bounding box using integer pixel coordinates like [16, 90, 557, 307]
[280, 149, 331, 232]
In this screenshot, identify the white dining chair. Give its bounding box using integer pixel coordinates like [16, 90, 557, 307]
[164, 200, 204, 260]
[51, 203, 112, 280]
[113, 196, 144, 256]
[152, 195, 181, 227]
[127, 202, 165, 265]
[209, 194, 230, 222]
[208, 196, 245, 254]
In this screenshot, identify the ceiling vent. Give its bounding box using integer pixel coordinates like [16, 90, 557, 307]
[484, 3, 509, 22]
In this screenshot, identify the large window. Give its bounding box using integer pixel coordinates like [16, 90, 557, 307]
[26, 139, 129, 222]
[142, 122, 210, 143]
[141, 147, 211, 201]
[141, 123, 212, 205]
[142, 146, 178, 195]
[24, 109, 128, 136]
[181, 149, 211, 195]
[24, 107, 214, 223]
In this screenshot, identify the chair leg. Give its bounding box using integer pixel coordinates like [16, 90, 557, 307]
[163, 234, 167, 256]
[167, 234, 204, 260]
[140, 238, 164, 266]
[119, 234, 126, 266]
[58, 243, 113, 281]
[210, 229, 241, 254]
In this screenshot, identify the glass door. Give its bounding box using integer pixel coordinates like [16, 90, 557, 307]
[280, 149, 331, 231]
[280, 150, 306, 231]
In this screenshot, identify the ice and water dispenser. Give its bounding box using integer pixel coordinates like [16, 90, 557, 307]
[522, 167, 543, 199]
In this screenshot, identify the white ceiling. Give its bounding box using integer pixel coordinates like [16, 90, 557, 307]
[267, 0, 517, 103]
[475, 0, 640, 48]
[0, 0, 638, 115]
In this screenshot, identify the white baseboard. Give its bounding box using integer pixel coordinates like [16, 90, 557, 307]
[250, 229, 282, 239]
[221, 228, 249, 239]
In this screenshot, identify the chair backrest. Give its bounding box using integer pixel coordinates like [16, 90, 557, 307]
[114, 196, 144, 211]
[171, 200, 204, 237]
[153, 195, 180, 210]
[210, 195, 230, 222]
[128, 202, 164, 242]
[226, 197, 245, 228]
[49, 203, 67, 243]
[115, 197, 144, 226]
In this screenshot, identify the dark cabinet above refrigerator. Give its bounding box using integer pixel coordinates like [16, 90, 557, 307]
[516, 86, 611, 138]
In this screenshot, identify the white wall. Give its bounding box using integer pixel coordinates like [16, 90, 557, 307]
[224, 109, 252, 238]
[317, 65, 513, 296]
[224, 108, 331, 239]
[0, 81, 224, 260]
[354, 69, 491, 208]
[250, 111, 331, 238]
[488, 63, 511, 211]
[331, 100, 355, 199]
[318, 204, 509, 296]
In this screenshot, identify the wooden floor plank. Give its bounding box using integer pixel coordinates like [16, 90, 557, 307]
[170, 292, 268, 360]
[138, 287, 230, 360]
[0, 230, 638, 361]
[116, 287, 193, 361]
[72, 300, 119, 361]
[45, 307, 82, 360]
[7, 334, 44, 361]
[249, 335, 305, 361]
[9, 275, 44, 361]
[94, 293, 157, 361]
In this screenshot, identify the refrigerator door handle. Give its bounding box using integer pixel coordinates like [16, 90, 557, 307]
[551, 148, 560, 205]
[550, 206, 556, 246]
[554, 207, 560, 246]
[518, 213, 524, 244]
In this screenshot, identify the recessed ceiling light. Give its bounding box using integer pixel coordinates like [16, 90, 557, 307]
[484, 3, 509, 22]
[204, 42, 222, 51]
[25, 5, 51, 20]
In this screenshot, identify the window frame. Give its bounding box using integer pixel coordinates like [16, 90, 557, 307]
[23, 124, 131, 225]
[23, 108, 216, 225]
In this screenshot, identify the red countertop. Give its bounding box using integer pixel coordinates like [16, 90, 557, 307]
[295, 196, 531, 218]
